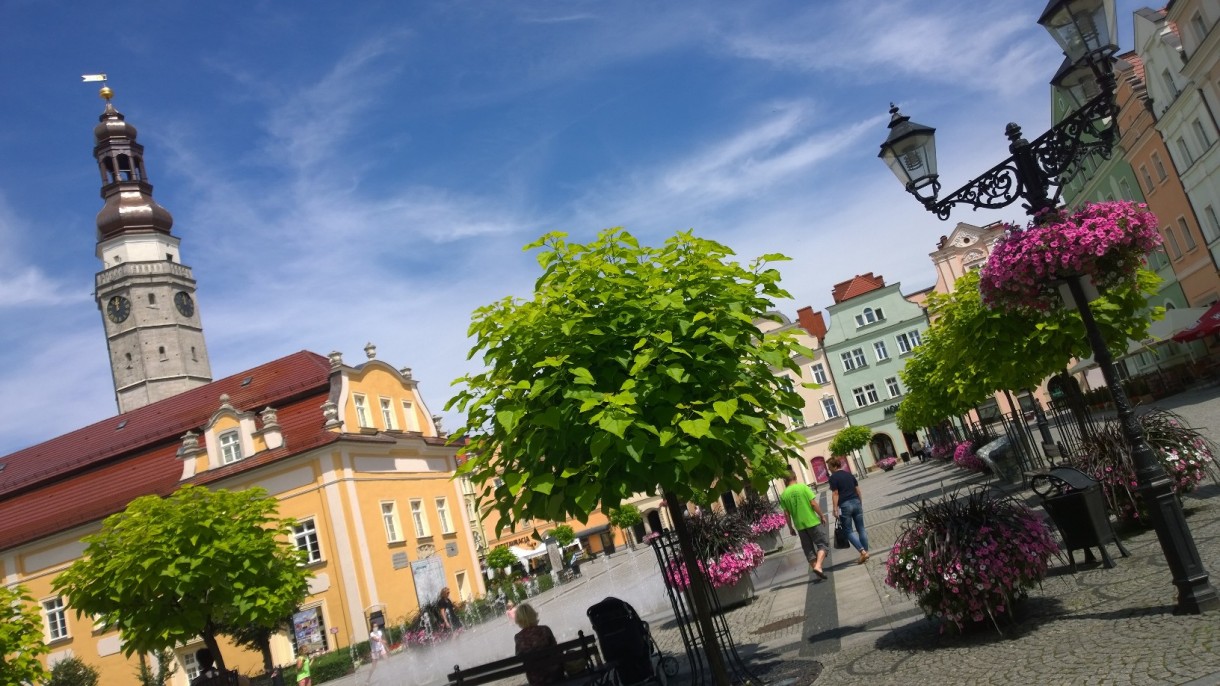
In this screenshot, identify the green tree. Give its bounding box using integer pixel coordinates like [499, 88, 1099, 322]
[607, 504, 643, 547]
[485, 545, 517, 573]
[549, 524, 576, 547]
[897, 269, 1161, 429]
[48, 656, 100, 686]
[0, 584, 50, 686]
[54, 485, 310, 673]
[135, 649, 177, 686]
[828, 426, 872, 458]
[448, 228, 809, 685]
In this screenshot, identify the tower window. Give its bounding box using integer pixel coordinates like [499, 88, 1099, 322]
[125, 352, 133, 369]
[191, 346, 198, 362]
[167, 253, 175, 262]
[148, 293, 156, 305]
[158, 346, 168, 361]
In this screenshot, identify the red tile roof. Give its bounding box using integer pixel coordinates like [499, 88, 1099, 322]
[831, 273, 886, 303]
[0, 350, 339, 552]
[0, 350, 333, 497]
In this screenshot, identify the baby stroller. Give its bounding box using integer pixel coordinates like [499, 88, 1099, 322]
[587, 597, 679, 686]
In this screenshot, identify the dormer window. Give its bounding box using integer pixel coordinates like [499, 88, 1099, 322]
[219, 430, 242, 464]
[854, 307, 884, 327]
[354, 394, 372, 428]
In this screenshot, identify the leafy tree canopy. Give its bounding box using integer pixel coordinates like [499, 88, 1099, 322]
[0, 584, 50, 686]
[48, 656, 100, 686]
[607, 503, 642, 529]
[54, 485, 310, 669]
[486, 545, 518, 571]
[828, 426, 873, 457]
[897, 268, 1162, 430]
[549, 524, 577, 547]
[449, 228, 809, 535]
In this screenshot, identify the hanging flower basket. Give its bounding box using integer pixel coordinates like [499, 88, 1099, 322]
[884, 489, 1059, 633]
[979, 201, 1161, 313]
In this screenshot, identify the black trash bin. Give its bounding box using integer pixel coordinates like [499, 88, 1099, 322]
[1029, 466, 1130, 572]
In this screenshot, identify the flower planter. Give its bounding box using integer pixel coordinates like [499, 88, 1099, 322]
[754, 529, 782, 554]
[709, 575, 755, 611]
[1055, 276, 1100, 311]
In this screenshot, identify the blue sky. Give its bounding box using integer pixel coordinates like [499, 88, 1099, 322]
[0, 0, 1145, 454]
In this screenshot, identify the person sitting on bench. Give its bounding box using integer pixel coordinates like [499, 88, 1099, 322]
[513, 603, 564, 686]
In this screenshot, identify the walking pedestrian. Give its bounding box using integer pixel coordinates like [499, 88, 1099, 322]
[778, 469, 828, 579]
[369, 622, 388, 663]
[827, 456, 870, 564]
[295, 650, 313, 686]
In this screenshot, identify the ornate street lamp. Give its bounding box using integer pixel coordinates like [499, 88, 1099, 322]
[879, 0, 1218, 614]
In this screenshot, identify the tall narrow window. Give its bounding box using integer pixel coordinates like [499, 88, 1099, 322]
[410, 499, 431, 537]
[886, 376, 902, 398]
[1191, 13, 1208, 43]
[852, 386, 868, 408]
[873, 341, 889, 361]
[44, 597, 68, 641]
[1180, 218, 1198, 250]
[864, 384, 879, 404]
[1178, 137, 1195, 167]
[1139, 165, 1154, 192]
[401, 400, 421, 432]
[436, 497, 455, 534]
[1193, 119, 1212, 148]
[1163, 69, 1180, 99]
[1165, 226, 1183, 259]
[810, 363, 828, 385]
[821, 396, 839, 420]
[293, 519, 322, 563]
[354, 394, 371, 428]
[219, 430, 242, 464]
[380, 397, 397, 430]
[1152, 152, 1168, 181]
[1204, 206, 1220, 242]
[181, 651, 200, 681]
[381, 502, 403, 543]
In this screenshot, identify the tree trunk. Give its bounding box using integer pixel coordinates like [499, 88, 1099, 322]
[664, 492, 731, 686]
[259, 635, 274, 675]
[202, 622, 226, 672]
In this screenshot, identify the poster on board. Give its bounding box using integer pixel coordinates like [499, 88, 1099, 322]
[292, 607, 326, 653]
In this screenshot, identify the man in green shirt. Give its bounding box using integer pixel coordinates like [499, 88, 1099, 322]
[779, 469, 828, 579]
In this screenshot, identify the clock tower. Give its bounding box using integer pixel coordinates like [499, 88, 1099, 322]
[91, 86, 212, 413]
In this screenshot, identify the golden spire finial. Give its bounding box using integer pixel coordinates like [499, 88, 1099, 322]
[81, 73, 111, 101]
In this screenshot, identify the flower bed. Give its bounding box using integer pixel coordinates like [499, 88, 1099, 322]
[664, 543, 765, 590]
[877, 456, 898, 471]
[1074, 409, 1219, 525]
[979, 201, 1161, 313]
[929, 443, 954, 461]
[749, 512, 787, 536]
[884, 489, 1059, 632]
[953, 441, 987, 473]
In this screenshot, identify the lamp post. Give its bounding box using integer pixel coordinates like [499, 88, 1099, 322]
[879, 0, 1218, 614]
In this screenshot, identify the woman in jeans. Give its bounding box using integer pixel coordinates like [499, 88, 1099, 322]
[827, 456, 869, 564]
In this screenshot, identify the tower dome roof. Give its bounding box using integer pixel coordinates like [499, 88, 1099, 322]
[94, 103, 138, 143]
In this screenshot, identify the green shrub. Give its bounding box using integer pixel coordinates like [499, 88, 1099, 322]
[537, 573, 555, 592]
[309, 650, 356, 682]
[48, 656, 100, 686]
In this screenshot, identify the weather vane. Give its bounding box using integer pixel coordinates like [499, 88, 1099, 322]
[81, 73, 112, 101]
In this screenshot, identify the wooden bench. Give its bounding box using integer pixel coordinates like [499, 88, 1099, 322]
[447, 630, 611, 686]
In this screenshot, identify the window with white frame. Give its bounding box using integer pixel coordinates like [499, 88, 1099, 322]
[873, 341, 889, 361]
[791, 411, 806, 429]
[810, 363, 828, 385]
[1178, 137, 1195, 167]
[886, 376, 901, 398]
[1191, 13, 1208, 42]
[219, 430, 242, 465]
[841, 348, 867, 371]
[852, 384, 880, 408]
[181, 651, 200, 681]
[410, 499, 431, 537]
[381, 501, 404, 543]
[1152, 152, 1168, 181]
[864, 384, 879, 404]
[44, 597, 68, 641]
[1165, 226, 1183, 259]
[821, 396, 839, 420]
[896, 330, 923, 354]
[1139, 165, 1154, 192]
[1193, 119, 1212, 148]
[401, 400, 421, 432]
[908, 329, 923, 347]
[436, 497, 455, 534]
[1180, 218, 1198, 250]
[854, 307, 885, 327]
[1204, 206, 1220, 242]
[1119, 178, 1133, 200]
[1163, 69, 1180, 99]
[354, 394, 371, 428]
[380, 397, 397, 429]
[293, 519, 322, 563]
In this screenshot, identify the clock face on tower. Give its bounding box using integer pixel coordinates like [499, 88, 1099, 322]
[174, 291, 195, 317]
[106, 295, 131, 323]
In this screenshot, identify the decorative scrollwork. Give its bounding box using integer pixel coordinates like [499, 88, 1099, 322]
[925, 90, 1118, 220]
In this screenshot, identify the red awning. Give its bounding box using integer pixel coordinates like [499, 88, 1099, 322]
[1172, 301, 1220, 342]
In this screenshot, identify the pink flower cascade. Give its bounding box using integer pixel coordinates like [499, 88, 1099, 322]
[979, 201, 1161, 312]
[877, 457, 898, 470]
[664, 542, 764, 590]
[884, 508, 1059, 630]
[749, 513, 787, 536]
[953, 442, 986, 473]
